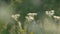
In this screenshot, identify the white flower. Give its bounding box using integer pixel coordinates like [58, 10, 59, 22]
[26, 13, 37, 20]
[46, 11, 49, 15]
[15, 14, 20, 17]
[27, 13, 37, 16]
[11, 14, 20, 21]
[29, 16, 34, 20]
[25, 16, 34, 21]
[53, 16, 60, 19]
[49, 10, 54, 16]
[45, 10, 54, 16]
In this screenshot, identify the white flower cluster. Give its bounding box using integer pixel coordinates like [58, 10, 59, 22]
[11, 14, 22, 29]
[27, 13, 37, 16]
[46, 10, 54, 16]
[46, 10, 60, 19]
[26, 13, 37, 20]
[11, 14, 20, 21]
[25, 16, 34, 21]
[53, 16, 60, 19]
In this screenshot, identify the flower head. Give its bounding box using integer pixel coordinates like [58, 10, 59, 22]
[53, 16, 60, 19]
[11, 14, 20, 21]
[27, 13, 37, 16]
[46, 10, 54, 16]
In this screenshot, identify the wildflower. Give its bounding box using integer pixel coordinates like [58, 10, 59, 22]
[49, 10, 54, 16]
[27, 13, 37, 16]
[11, 14, 20, 21]
[25, 16, 34, 21]
[46, 11, 49, 15]
[26, 13, 37, 20]
[53, 16, 60, 19]
[45, 10, 54, 17]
